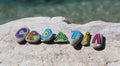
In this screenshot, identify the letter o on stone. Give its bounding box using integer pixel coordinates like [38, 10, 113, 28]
[41, 28, 53, 42]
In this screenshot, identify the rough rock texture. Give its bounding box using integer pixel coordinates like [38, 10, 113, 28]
[0, 17, 120, 66]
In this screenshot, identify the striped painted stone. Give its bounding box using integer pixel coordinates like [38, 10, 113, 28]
[82, 32, 91, 46]
[26, 31, 40, 43]
[15, 27, 30, 44]
[41, 28, 53, 42]
[91, 34, 103, 49]
[54, 32, 68, 43]
[70, 30, 83, 47]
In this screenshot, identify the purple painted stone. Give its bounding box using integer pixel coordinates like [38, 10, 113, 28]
[15, 27, 30, 43]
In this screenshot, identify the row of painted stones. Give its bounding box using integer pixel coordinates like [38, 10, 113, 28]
[15, 27, 105, 49]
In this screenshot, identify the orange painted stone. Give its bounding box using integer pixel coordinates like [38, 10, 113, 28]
[26, 31, 40, 43]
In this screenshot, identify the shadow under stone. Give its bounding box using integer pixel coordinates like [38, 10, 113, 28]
[55, 42, 69, 45]
[18, 40, 27, 45]
[44, 39, 69, 45]
[43, 39, 56, 45]
[43, 34, 56, 45]
[74, 43, 82, 50]
[28, 40, 41, 45]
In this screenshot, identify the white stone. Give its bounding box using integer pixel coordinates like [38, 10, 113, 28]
[70, 30, 83, 47]
[91, 34, 103, 49]
[41, 28, 53, 42]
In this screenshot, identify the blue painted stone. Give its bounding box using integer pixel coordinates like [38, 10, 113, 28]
[70, 30, 83, 47]
[54, 32, 68, 43]
[41, 28, 53, 42]
[26, 31, 40, 43]
[15, 27, 30, 43]
[91, 34, 103, 49]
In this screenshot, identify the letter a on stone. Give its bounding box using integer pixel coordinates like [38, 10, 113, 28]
[91, 34, 103, 49]
[82, 32, 91, 46]
[41, 29, 53, 42]
[26, 31, 40, 43]
[54, 32, 68, 43]
[70, 30, 83, 47]
[15, 27, 29, 44]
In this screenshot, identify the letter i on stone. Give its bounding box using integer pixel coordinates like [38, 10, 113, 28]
[82, 32, 91, 46]
[91, 34, 103, 49]
[26, 31, 40, 44]
[15, 27, 30, 44]
[70, 30, 83, 47]
[54, 32, 68, 43]
[41, 28, 53, 42]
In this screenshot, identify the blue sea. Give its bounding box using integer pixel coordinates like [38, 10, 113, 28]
[0, 0, 120, 24]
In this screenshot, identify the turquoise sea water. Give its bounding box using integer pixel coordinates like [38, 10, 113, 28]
[0, 0, 120, 24]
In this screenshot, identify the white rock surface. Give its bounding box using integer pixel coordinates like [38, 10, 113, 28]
[0, 17, 120, 66]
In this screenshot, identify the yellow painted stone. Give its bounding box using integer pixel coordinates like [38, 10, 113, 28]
[82, 32, 90, 46]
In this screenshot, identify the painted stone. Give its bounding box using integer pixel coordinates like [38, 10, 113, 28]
[91, 34, 103, 49]
[41, 28, 53, 42]
[82, 32, 91, 46]
[54, 32, 68, 43]
[26, 31, 40, 43]
[70, 30, 83, 47]
[15, 27, 30, 44]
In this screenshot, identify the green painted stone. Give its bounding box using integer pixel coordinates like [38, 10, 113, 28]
[54, 32, 68, 43]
